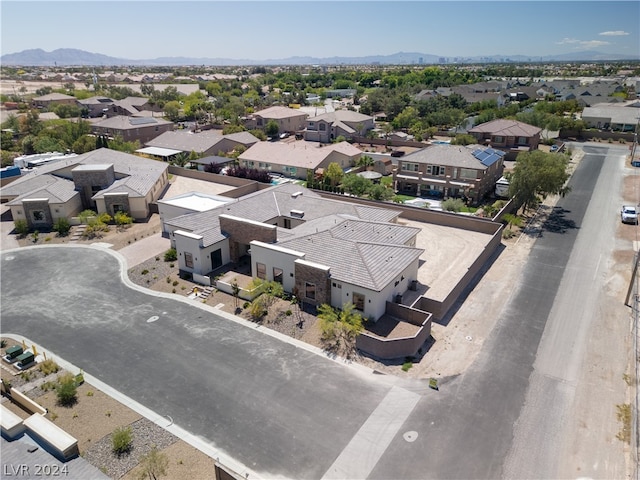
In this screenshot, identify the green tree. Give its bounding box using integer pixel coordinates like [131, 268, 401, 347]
[317, 302, 364, 356]
[325, 162, 344, 186]
[342, 174, 372, 197]
[357, 155, 374, 170]
[136, 445, 169, 480]
[72, 135, 97, 154]
[368, 184, 394, 201]
[163, 101, 181, 122]
[265, 120, 279, 137]
[507, 150, 571, 211]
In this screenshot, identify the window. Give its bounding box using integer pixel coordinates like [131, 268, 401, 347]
[517, 136, 527, 145]
[273, 267, 283, 284]
[353, 292, 365, 311]
[31, 210, 45, 222]
[257, 118, 263, 126]
[305, 282, 316, 300]
[184, 252, 194, 268]
[319, 123, 326, 131]
[401, 162, 419, 172]
[112, 204, 124, 214]
[494, 136, 504, 144]
[460, 168, 477, 179]
[256, 262, 266, 280]
[427, 165, 444, 176]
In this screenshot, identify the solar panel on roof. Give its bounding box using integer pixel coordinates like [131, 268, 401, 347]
[472, 147, 504, 167]
[129, 117, 157, 125]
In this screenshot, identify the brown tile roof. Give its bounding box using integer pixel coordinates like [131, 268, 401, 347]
[469, 119, 541, 137]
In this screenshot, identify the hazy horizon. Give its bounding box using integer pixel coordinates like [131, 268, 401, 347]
[1, 1, 639, 61]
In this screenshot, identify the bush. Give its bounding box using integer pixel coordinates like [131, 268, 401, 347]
[111, 426, 133, 455]
[114, 211, 133, 227]
[141, 269, 149, 275]
[402, 362, 413, 372]
[53, 217, 71, 236]
[442, 198, 465, 212]
[164, 248, 177, 262]
[55, 372, 77, 406]
[38, 359, 60, 375]
[14, 219, 29, 237]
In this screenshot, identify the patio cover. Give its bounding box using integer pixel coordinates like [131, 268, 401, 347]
[136, 146, 182, 157]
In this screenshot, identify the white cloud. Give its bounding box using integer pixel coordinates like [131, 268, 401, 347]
[556, 38, 610, 48]
[556, 38, 581, 45]
[599, 30, 629, 36]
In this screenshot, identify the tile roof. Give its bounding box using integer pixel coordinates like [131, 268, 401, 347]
[469, 119, 541, 137]
[145, 130, 223, 153]
[165, 183, 401, 247]
[1, 149, 167, 205]
[33, 93, 76, 101]
[307, 110, 372, 123]
[253, 106, 308, 120]
[7, 176, 78, 205]
[278, 229, 423, 291]
[92, 115, 172, 130]
[401, 144, 494, 169]
[239, 140, 362, 169]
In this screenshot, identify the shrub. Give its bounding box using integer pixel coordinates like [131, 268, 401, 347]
[38, 359, 60, 375]
[78, 209, 97, 224]
[141, 269, 149, 275]
[114, 211, 133, 227]
[164, 248, 177, 262]
[442, 198, 465, 212]
[111, 426, 133, 455]
[55, 372, 77, 406]
[402, 362, 413, 372]
[14, 219, 29, 237]
[0, 339, 6, 348]
[172, 280, 179, 286]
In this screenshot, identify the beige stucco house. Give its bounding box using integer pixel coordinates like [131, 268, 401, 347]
[1, 149, 168, 228]
[244, 106, 308, 134]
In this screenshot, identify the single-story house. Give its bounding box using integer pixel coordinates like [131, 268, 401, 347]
[189, 155, 236, 172]
[91, 116, 174, 144]
[244, 106, 308, 134]
[158, 191, 233, 234]
[237, 140, 363, 180]
[581, 101, 640, 131]
[144, 130, 259, 158]
[1, 148, 168, 228]
[468, 119, 541, 159]
[304, 110, 375, 143]
[164, 183, 423, 322]
[31, 93, 78, 109]
[394, 144, 505, 203]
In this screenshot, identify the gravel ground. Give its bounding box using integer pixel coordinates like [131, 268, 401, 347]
[83, 418, 178, 479]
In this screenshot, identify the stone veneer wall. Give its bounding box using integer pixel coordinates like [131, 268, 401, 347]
[23, 199, 52, 229]
[219, 216, 277, 263]
[103, 193, 130, 215]
[294, 261, 331, 307]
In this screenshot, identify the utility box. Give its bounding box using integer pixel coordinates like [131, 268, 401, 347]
[5, 345, 23, 360]
[15, 351, 35, 369]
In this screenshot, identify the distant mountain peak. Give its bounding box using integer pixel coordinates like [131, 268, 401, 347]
[1, 48, 637, 66]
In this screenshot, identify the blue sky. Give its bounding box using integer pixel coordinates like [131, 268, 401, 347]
[1, 1, 638, 60]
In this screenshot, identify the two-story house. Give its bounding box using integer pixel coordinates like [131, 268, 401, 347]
[393, 145, 505, 204]
[468, 119, 541, 159]
[91, 116, 174, 144]
[304, 110, 375, 143]
[244, 106, 308, 135]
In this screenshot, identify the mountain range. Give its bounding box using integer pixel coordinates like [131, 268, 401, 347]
[2, 48, 638, 67]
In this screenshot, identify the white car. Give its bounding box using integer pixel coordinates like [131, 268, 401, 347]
[621, 205, 638, 224]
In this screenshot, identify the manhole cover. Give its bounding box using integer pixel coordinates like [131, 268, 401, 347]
[403, 431, 418, 442]
[147, 316, 159, 323]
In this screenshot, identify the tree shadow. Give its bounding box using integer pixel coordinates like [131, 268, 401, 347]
[541, 206, 578, 234]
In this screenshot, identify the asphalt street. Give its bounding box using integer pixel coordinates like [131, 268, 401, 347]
[369, 144, 612, 479]
[0, 144, 626, 479]
[0, 246, 417, 479]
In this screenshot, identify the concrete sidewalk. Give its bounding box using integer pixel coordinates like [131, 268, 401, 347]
[115, 232, 171, 268]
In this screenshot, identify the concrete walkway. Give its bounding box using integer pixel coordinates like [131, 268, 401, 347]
[115, 231, 171, 268]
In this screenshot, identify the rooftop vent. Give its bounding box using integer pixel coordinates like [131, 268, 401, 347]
[291, 191, 303, 198]
[290, 209, 304, 218]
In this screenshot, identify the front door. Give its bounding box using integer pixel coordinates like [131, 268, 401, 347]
[211, 249, 222, 270]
